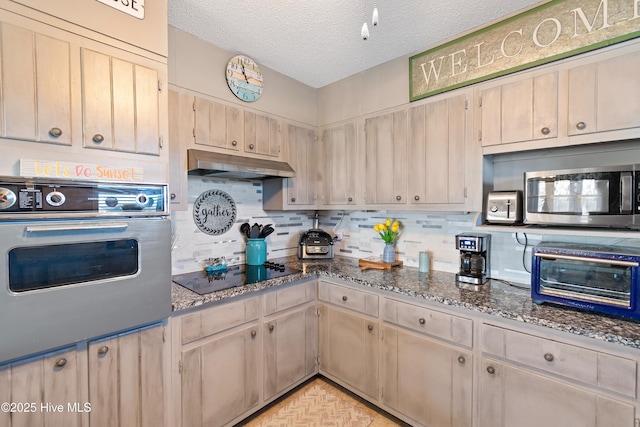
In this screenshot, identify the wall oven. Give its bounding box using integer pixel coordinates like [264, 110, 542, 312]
[524, 165, 640, 228]
[531, 242, 640, 319]
[0, 177, 171, 363]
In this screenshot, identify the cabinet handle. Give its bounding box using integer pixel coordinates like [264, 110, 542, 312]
[367, 324, 373, 332]
[414, 195, 420, 201]
[92, 134, 104, 144]
[576, 121, 587, 130]
[49, 127, 62, 138]
[544, 353, 554, 362]
[249, 144, 255, 150]
[291, 197, 296, 203]
[457, 355, 466, 364]
[418, 317, 426, 325]
[541, 127, 550, 135]
[269, 324, 275, 332]
[487, 366, 495, 375]
[251, 330, 257, 338]
[348, 197, 353, 202]
[396, 195, 402, 201]
[231, 140, 238, 147]
[170, 193, 176, 200]
[54, 358, 67, 368]
[342, 295, 348, 302]
[97, 345, 109, 356]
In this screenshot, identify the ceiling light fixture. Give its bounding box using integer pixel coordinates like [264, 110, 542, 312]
[361, 0, 379, 40]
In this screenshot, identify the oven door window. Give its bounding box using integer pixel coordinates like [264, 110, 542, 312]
[9, 239, 139, 292]
[538, 257, 632, 307]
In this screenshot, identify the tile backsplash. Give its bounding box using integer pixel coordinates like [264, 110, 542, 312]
[171, 176, 635, 287]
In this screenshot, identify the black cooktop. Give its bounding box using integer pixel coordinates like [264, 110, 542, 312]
[172, 262, 300, 295]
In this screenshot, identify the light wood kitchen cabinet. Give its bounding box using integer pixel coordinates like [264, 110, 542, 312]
[0, 346, 82, 427]
[319, 121, 358, 206]
[318, 303, 379, 400]
[194, 96, 243, 152]
[81, 48, 161, 155]
[168, 89, 192, 210]
[408, 93, 466, 206]
[88, 322, 166, 427]
[0, 22, 72, 145]
[244, 111, 283, 158]
[479, 71, 558, 147]
[364, 109, 407, 205]
[263, 124, 317, 210]
[381, 326, 473, 427]
[263, 281, 318, 401]
[478, 358, 635, 427]
[567, 49, 640, 137]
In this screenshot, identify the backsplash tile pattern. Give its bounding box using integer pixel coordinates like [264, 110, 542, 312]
[171, 177, 635, 287]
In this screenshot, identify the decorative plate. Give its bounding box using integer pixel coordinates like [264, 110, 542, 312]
[192, 190, 237, 235]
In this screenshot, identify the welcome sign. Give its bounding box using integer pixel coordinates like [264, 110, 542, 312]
[410, 0, 640, 101]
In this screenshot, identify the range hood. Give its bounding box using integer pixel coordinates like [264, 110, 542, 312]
[187, 149, 295, 179]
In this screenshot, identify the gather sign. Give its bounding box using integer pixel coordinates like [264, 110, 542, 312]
[409, 0, 640, 101]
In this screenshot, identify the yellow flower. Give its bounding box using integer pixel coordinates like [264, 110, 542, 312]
[391, 222, 399, 233]
[385, 218, 391, 227]
[374, 218, 402, 243]
[373, 224, 380, 232]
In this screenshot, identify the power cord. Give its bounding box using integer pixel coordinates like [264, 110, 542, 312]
[488, 277, 529, 290]
[514, 232, 531, 273]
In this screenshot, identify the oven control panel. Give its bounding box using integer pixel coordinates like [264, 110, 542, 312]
[0, 177, 168, 218]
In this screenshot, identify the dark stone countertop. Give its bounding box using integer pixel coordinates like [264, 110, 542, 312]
[172, 256, 640, 350]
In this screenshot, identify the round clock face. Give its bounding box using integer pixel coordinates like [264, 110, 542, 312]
[226, 55, 263, 102]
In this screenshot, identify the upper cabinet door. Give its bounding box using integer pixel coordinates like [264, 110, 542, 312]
[194, 97, 243, 152]
[320, 122, 357, 206]
[568, 50, 640, 136]
[480, 72, 558, 146]
[244, 111, 282, 158]
[0, 23, 72, 145]
[82, 48, 160, 155]
[364, 110, 407, 205]
[286, 124, 317, 207]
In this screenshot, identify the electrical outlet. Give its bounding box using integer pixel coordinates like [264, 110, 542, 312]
[334, 231, 344, 241]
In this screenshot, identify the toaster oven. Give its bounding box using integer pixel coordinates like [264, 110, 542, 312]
[531, 242, 640, 319]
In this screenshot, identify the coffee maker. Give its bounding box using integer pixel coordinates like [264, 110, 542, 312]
[455, 233, 490, 285]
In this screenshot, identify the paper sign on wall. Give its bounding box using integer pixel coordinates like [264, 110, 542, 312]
[21, 159, 144, 182]
[96, 0, 145, 20]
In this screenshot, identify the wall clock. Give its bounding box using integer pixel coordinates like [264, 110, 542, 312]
[226, 55, 264, 102]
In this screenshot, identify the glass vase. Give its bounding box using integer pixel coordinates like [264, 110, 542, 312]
[382, 242, 396, 263]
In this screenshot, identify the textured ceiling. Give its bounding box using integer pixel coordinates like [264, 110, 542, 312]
[168, 0, 544, 89]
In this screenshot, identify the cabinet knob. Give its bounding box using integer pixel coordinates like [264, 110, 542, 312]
[576, 121, 587, 130]
[541, 127, 550, 135]
[367, 324, 373, 332]
[251, 330, 257, 338]
[544, 353, 554, 362]
[231, 140, 238, 146]
[348, 197, 353, 202]
[342, 295, 348, 302]
[269, 324, 275, 332]
[418, 317, 426, 325]
[92, 134, 104, 144]
[97, 345, 109, 356]
[457, 355, 466, 364]
[487, 366, 496, 375]
[396, 195, 402, 201]
[414, 195, 420, 201]
[170, 193, 176, 200]
[54, 358, 67, 368]
[49, 127, 63, 138]
[249, 144, 255, 150]
[291, 197, 296, 203]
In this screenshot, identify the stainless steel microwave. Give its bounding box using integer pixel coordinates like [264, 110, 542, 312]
[531, 242, 640, 319]
[524, 165, 640, 228]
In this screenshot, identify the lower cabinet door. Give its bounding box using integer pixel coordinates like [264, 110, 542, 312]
[478, 358, 635, 427]
[88, 323, 166, 427]
[381, 326, 472, 427]
[263, 305, 317, 401]
[181, 324, 260, 427]
[318, 304, 378, 400]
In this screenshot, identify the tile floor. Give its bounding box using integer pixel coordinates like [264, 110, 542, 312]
[239, 377, 409, 427]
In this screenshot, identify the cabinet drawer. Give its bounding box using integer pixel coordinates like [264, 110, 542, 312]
[482, 324, 637, 397]
[383, 299, 472, 347]
[264, 281, 316, 316]
[319, 281, 378, 317]
[180, 296, 259, 344]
